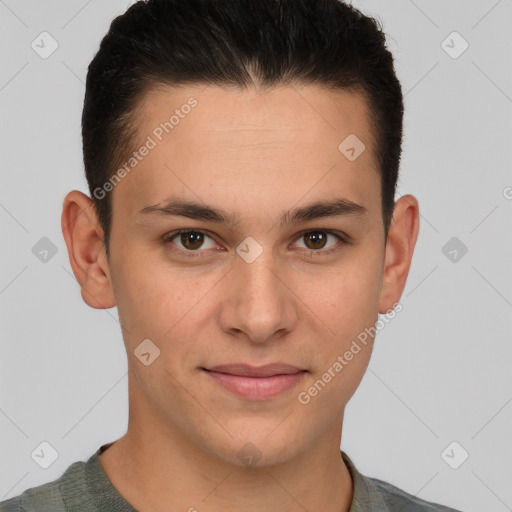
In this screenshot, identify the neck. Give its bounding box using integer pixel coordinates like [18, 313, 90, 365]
[99, 423, 353, 512]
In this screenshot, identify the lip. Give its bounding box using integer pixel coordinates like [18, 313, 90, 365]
[202, 363, 307, 401]
[205, 363, 304, 377]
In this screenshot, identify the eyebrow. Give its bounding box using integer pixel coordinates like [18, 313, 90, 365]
[137, 197, 367, 228]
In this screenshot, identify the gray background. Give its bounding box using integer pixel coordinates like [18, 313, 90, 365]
[1, 1, 511, 510]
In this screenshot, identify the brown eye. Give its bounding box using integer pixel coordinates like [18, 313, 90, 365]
[295, 230, 342, 253]
[164, 230, 218, 254]
[179, 231, 205, 250]
[303, 231, 328, 250]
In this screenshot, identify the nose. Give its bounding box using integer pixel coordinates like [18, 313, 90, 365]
[217, 250, 299, 344]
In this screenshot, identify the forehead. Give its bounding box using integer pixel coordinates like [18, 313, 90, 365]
[136, 83, 374, 151]
[113, 83, 380, 223]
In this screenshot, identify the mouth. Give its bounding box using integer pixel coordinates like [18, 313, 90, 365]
[201, 363, 307, 401]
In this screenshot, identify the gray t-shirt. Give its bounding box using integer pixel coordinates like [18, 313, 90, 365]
[0, 443, 462, 511]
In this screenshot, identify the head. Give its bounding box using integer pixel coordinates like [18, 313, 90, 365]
[62, 0, 419, 468]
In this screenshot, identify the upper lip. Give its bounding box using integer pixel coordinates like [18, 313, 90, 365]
[203, 363, 305, 377]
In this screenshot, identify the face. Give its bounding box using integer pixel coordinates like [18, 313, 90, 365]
[65, 83, 418, 468]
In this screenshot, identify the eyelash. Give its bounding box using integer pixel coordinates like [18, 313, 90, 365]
[161, 228, 349, 258]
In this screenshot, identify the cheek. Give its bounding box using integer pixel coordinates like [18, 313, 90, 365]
[110, 253, 176, 340]
[112, 254, 219, 356]
[297, 269, 378, 414]
[318, 254, 383, 333]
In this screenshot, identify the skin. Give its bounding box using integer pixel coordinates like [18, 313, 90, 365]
[61, 83, 419, 512]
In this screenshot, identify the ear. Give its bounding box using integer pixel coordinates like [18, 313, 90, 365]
[378, 194, 420, 314]
[61, 190, 116, 309]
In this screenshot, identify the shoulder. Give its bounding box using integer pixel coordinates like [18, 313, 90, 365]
[341, 451, 463, 512]
[0, 460, 87, 512]
[0, 497, 25, 512]
[365, 474, 462, 511]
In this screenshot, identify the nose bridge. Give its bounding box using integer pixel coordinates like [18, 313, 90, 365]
[239, 251, 278, 300]
[221, 242, 296, 343]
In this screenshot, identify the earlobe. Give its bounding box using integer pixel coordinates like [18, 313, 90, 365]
[61, 190, 116, 309]
[378, 194, 420, 314]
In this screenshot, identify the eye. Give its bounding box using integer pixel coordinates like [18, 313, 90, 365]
[163, 229, 220, 256]
[293, 230, 345, 255]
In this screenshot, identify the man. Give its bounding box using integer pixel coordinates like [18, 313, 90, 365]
[0, 0, 462, 510]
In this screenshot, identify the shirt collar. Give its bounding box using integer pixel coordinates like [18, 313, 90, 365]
[341, 450, 390, 511]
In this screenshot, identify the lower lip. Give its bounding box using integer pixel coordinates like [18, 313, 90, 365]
[202, 369, 306, 401]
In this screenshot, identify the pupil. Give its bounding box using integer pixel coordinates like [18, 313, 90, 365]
[307, 232, 326, 249]
[182, 232, 203, 250]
